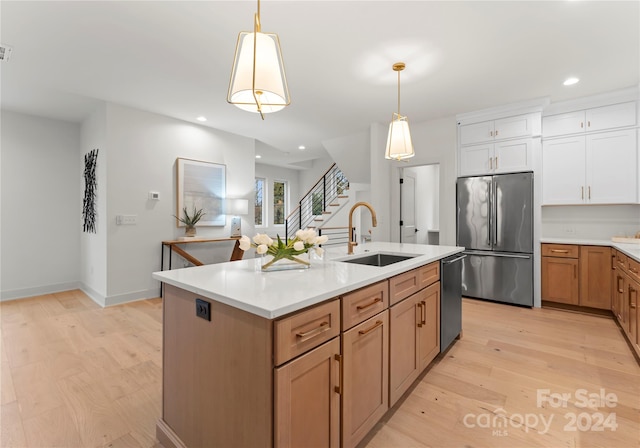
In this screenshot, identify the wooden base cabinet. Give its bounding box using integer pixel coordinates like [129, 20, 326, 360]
[611, 250, 640, 360]
[541, 244, 579, 305]
[541, 244, 611, 310]
[389, 282, 441, 406]
[342, 311, 389, 448]
[275, 338, 340, 448]
[579, 246, 612, 310]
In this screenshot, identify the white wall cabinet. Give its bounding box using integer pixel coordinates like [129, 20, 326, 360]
[459, 113, 540, 146]
[543, 101, 636, 137]
[459, 138, 535, 177]
[542, 129, 637, 205]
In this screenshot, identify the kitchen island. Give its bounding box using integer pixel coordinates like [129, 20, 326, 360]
[152, 242, 464, 448]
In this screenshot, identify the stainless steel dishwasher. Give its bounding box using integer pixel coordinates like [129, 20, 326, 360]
[441, 253, 465, 351]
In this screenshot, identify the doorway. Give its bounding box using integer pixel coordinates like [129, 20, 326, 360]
[400, 164, 440, 244]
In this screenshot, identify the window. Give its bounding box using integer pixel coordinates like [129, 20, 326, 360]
[255, 178, 265, 226]
[273, 180, 286, 225]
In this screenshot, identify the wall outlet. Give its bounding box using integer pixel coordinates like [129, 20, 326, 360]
[196, 298, 211, 321]
[148, 191, 160, 200]
[116, 215, 137, 225]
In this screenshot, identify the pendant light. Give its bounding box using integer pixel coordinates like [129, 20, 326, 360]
[385, 62, 414, 160]
[227, 0, 290, 120]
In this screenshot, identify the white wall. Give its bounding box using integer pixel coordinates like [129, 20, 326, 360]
[542, 205, 640, 239]
[101, 103, 255, 304]
[297, 155, 335, 196]
[1, 111, 81, 300]
[389, 116, 458, 246]
[255, 163, 301, 238]
[80, 105, 108, 302]
[403, 165, 440, 245]
[323, 131, 370, 184]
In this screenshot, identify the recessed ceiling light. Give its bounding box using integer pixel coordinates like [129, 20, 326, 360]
[563, 77, 580, 86]
[298, 145, 306, 150]
[255, 154, 262, 159]
[196, 116, 207, 122]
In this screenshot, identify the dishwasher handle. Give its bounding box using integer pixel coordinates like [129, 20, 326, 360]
[443, 254, 467, 264]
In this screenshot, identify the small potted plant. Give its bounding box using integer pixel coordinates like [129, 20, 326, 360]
[174, 206, 206, 237]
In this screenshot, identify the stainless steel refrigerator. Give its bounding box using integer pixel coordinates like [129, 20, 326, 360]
[456, 172, 533, 307]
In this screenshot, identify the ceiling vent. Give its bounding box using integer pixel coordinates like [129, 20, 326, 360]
[0, 45, 13, 62]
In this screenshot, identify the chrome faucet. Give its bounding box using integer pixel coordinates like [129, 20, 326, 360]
[348, 202, 378, 254]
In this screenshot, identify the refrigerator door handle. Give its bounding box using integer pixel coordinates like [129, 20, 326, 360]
[493, 179, 499, 248]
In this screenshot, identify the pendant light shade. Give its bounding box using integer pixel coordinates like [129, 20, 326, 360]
[385, 62, 414, 161]
[227, 0, 290, 119]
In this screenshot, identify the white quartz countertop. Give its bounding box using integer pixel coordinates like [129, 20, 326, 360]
[540, 237, 640, 263]
[152, 242, 464, 319]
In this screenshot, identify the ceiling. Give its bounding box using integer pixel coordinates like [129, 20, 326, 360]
[1, 1, 638, 169]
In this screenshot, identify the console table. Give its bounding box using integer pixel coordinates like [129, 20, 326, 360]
[161, 237, 244, 272]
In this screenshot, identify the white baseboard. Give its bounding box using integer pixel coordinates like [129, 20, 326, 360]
[0, 281, 81, 302]
[103, 287, 161, 307]
[79, 283, 106, 307]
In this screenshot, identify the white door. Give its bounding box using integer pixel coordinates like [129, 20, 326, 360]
[401, 173, 417, 243]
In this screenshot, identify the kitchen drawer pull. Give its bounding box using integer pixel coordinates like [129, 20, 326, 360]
[421, 300, 427, 325]
[296, 321, 329, 339]
[551, 249, 569, 254]
[356, 298, 382, 312]
[417, 302, 424, 327]
[359, 320, 383, 336]
[618, 276, 624, 293]
[334, 354, 343, 394]
[630, 287, 637, 309]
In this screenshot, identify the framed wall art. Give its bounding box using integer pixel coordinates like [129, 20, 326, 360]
[176, 158, 226, 227]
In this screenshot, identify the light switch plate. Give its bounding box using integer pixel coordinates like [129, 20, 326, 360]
[230, 217, 241, 237]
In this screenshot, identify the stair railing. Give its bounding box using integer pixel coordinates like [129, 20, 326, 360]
[285, 163, 349, 240]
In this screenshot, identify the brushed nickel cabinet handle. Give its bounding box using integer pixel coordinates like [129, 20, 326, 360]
[296, 321, 329, 339]
[356, 298, 382, 312]
[358, 320, 383, 336]
[334, 354, 343, 394]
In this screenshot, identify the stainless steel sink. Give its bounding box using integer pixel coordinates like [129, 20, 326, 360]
[339, 253, 417, 267]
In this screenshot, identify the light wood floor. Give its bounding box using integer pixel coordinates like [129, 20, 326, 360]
[1, 291, 639, 447]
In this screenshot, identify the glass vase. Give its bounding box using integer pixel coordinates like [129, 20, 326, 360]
[261, 251, 311, 272]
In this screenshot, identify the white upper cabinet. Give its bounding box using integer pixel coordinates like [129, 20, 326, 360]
[542, 129, 637, 205]
[459, 113, 541, 146]
[543, 101, 636, 138]
[458, 112, 540, 176]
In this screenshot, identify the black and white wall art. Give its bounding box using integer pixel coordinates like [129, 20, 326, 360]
[83, 148, 99, 233]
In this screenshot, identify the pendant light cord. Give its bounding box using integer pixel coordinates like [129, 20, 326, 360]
[397, 69, 401, 115]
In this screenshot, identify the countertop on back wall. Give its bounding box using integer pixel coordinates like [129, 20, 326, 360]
[540, 237, 640, 263]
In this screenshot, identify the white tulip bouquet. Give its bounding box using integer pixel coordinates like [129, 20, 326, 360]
[239, 228, 329, 270]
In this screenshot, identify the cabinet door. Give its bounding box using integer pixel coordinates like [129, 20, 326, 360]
[628, 278, 638, 350]
[541, 256, 579, 305]
[494, 114, 539, 140]
[459, 143, 494, 176]
[614, 272, 625, 322]
[586, 102, 637, 132]
[611, 252, 618, 316]
[586, 129, 637, 204]
[389, 294, 419, 406]
[460, 120, 494, 145]
[543, 111, 586, 137]
[417, 282, 440, 371]
[542, 136, 586, 205]
[275, 338, 340, 448]
[579, 246, 612, 310]
[494, 138, 534, 174]
[342, 311, 389, 448]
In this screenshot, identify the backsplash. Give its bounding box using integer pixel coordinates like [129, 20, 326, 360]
[541, 205, 640, 240]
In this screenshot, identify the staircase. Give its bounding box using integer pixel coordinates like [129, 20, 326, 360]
[285, 164, 350, 241]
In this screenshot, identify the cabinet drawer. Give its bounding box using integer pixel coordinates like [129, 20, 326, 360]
[389, 268, 420, 306]
[274, 299, 340, 366]
[418, 261, 440, 289]
[628, 257, 640, 282]
[616, 250, 628, 271]
[342, 281, 388, 331]
[541, 244, 579, 258]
